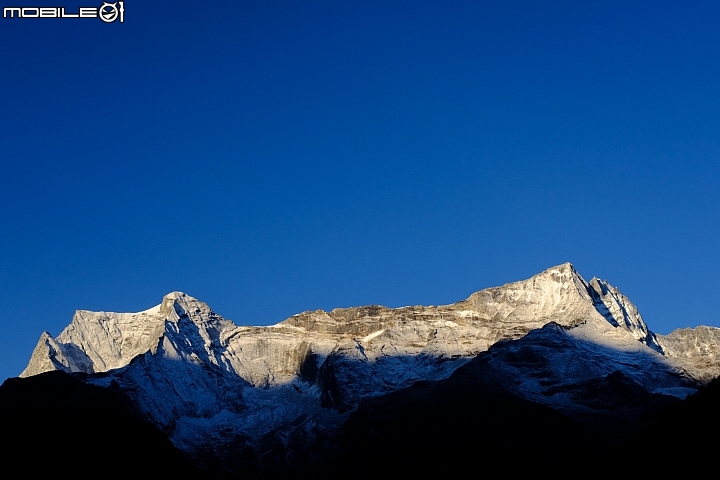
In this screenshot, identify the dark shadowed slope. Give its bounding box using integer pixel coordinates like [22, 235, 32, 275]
[338, 322, 685, 477]
[632, 375, 720, 461]
[0, 371, 201, 477]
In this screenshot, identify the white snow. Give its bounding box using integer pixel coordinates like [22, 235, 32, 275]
[361, 330, 385, 343]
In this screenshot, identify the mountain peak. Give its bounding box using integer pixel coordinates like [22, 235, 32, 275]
[162, 291, 195, 302]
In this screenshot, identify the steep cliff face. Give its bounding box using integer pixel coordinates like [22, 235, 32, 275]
[17, 262, 719, 471]
[21, 303, 167, 377]
[586, 277, 663, 352]
[21, 332, 86, 377]
[658, 326, 720, 382]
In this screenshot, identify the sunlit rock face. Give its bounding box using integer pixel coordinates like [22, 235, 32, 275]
[18, 262, 720, 469]
[658, 326, 720, 383]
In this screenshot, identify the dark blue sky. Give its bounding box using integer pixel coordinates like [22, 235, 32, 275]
[2, 1, 719, 381]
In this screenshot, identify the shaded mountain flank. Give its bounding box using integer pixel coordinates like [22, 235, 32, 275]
[0, 371, 200, 477]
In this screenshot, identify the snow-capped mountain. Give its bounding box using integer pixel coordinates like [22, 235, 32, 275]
[18, 263, 720, 474]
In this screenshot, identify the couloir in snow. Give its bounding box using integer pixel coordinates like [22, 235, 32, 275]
[19, 263, 720, 467]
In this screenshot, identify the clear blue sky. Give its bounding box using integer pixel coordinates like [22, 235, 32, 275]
[2, 1, 719, 381]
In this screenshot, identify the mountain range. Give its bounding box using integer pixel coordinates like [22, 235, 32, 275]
[6, 262, 720, 477]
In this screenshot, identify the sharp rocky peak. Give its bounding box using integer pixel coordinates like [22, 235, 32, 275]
[20, 291, 232, 378]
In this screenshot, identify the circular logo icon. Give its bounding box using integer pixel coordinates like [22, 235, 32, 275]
[99, 2, 118, 23]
